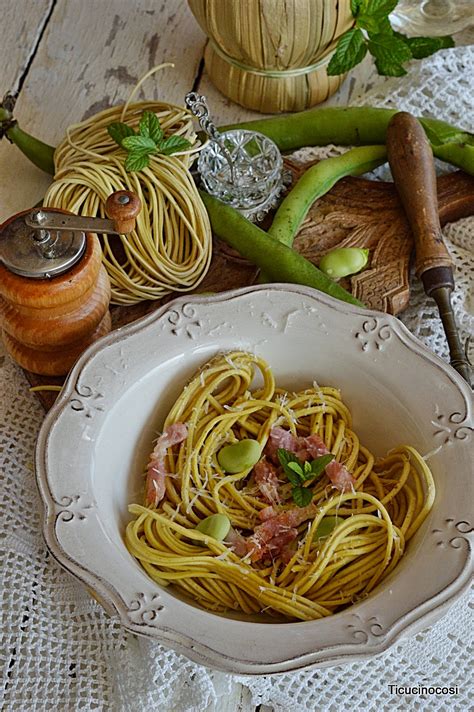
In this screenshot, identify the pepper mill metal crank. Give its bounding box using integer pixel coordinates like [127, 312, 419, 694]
[386, 112, 472, 385]
[0, 191, 141, 376]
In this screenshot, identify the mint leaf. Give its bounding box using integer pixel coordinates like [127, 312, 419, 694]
[361, 0, 398, 18]
[374, 58, 407, 75]
[292, 486, 313, 507]
[367, 32, 412, 75]
[277, 449, 304, 485]
[107, 122, 136, 147]
[395, 32, 454, 59]
[357, 13, 392, 34]
[309, 454, 335, 478]
[139, 111, 163, 144]
[286, 470, 303, 486]
[158, 135, 193, 155]
[287, 461, 304, 476]
[327, 28, 368, 76]
[124, 151, 150, 172]
[121, 135, 157, 152]
[300, 461, 316, 482]
[350, 0, 362, 15]
[277, 448, 300, 468]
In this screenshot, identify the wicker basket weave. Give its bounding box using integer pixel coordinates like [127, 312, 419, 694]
[188, 0, 353, 113]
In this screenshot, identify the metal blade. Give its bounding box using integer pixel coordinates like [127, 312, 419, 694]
[431, 286, 472, 385]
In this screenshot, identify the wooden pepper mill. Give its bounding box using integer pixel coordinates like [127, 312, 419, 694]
[0, 190, 141, 376]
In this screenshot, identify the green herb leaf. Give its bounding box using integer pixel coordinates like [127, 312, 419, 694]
[107, 122, 136, 147]
[292, 486, 313, 507]
[350, 0, 363, 15]
[121, 135, 157, 152]
[286, 470, 303, 486]
[277, 448, 300, 468]
[395, 32, 454, 59]
[288, 461, 304, 476]
[158, 135, 193, 155]
[139, 110, 164, 144]
[327, 28, 368, 76]
[367, 32, 412, 75]
[277, 449, 304, 485]
[124, 151, 151, 172]
[360, 0, 398, 18]
[309, 454, 336, 478]
[357, 13, 392, 34]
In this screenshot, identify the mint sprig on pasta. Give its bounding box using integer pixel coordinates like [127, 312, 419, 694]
[107, 111, 192, 172]
[277, 449, 335, 507]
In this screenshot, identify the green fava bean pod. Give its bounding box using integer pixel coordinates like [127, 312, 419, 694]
[268, 146, 387, 248]
[319, 248, 370, 279]
[199, 191, 364, 308]
[195, 514, 231, 541]
[221, 107, 474, 176]
[217, 439, 262, 474]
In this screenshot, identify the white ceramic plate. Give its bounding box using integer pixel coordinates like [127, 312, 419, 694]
[36, 284, 473, 674]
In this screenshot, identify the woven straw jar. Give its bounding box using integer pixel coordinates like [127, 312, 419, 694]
[188, 0, 353, 113]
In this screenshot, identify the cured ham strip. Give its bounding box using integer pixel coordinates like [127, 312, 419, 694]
[247, 503, 318, 562]
[145, 423, 188, 507]
[225, 527, 248, 557]
[267, 427, 355, 493]
[325, 460, 356, 493]
[265, 427, 308, 463]
[258, 506, 278, 521]
[254, 459, 281, 506]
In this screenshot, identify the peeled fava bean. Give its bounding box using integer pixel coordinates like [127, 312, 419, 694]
[314, 515, 343, 541]
[319, 248, 369, 280]
[195, 513, 231, 541]
[217, 439, 262, 473]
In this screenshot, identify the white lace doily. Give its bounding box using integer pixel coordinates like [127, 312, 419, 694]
[1, 41, 473, 712]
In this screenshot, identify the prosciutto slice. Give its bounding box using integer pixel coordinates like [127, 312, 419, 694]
[254, 459, 281, 506]
[265, 427, 308, 463]
[266, 427, 355, 493]
[247, 503, 318, 562]
[145, 423, 188, 507]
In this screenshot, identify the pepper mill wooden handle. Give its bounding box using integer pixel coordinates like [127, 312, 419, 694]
[105, 190, 142, 234]
[386, 112, 453, 278]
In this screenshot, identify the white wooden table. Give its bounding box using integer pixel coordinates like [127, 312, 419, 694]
[1, 3, 470, 711]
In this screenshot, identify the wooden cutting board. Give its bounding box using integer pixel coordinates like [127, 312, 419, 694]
[23, 163, 474, 410]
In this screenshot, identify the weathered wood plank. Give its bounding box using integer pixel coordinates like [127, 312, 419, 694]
[0, 0, 55, 222]
[0, 0, 53, 93]
[0, 0, 207, 220]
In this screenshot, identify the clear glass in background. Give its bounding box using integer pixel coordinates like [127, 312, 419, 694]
[198, 129, 284, 221]
[390, 0, 473, 36]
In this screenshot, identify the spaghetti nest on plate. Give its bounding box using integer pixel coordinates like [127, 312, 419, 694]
[126, 351, 435, 621]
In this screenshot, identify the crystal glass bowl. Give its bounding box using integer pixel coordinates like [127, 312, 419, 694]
[197, 129, 284, 220]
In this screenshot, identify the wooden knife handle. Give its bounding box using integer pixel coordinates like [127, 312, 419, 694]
[386, 111, 453, 278]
